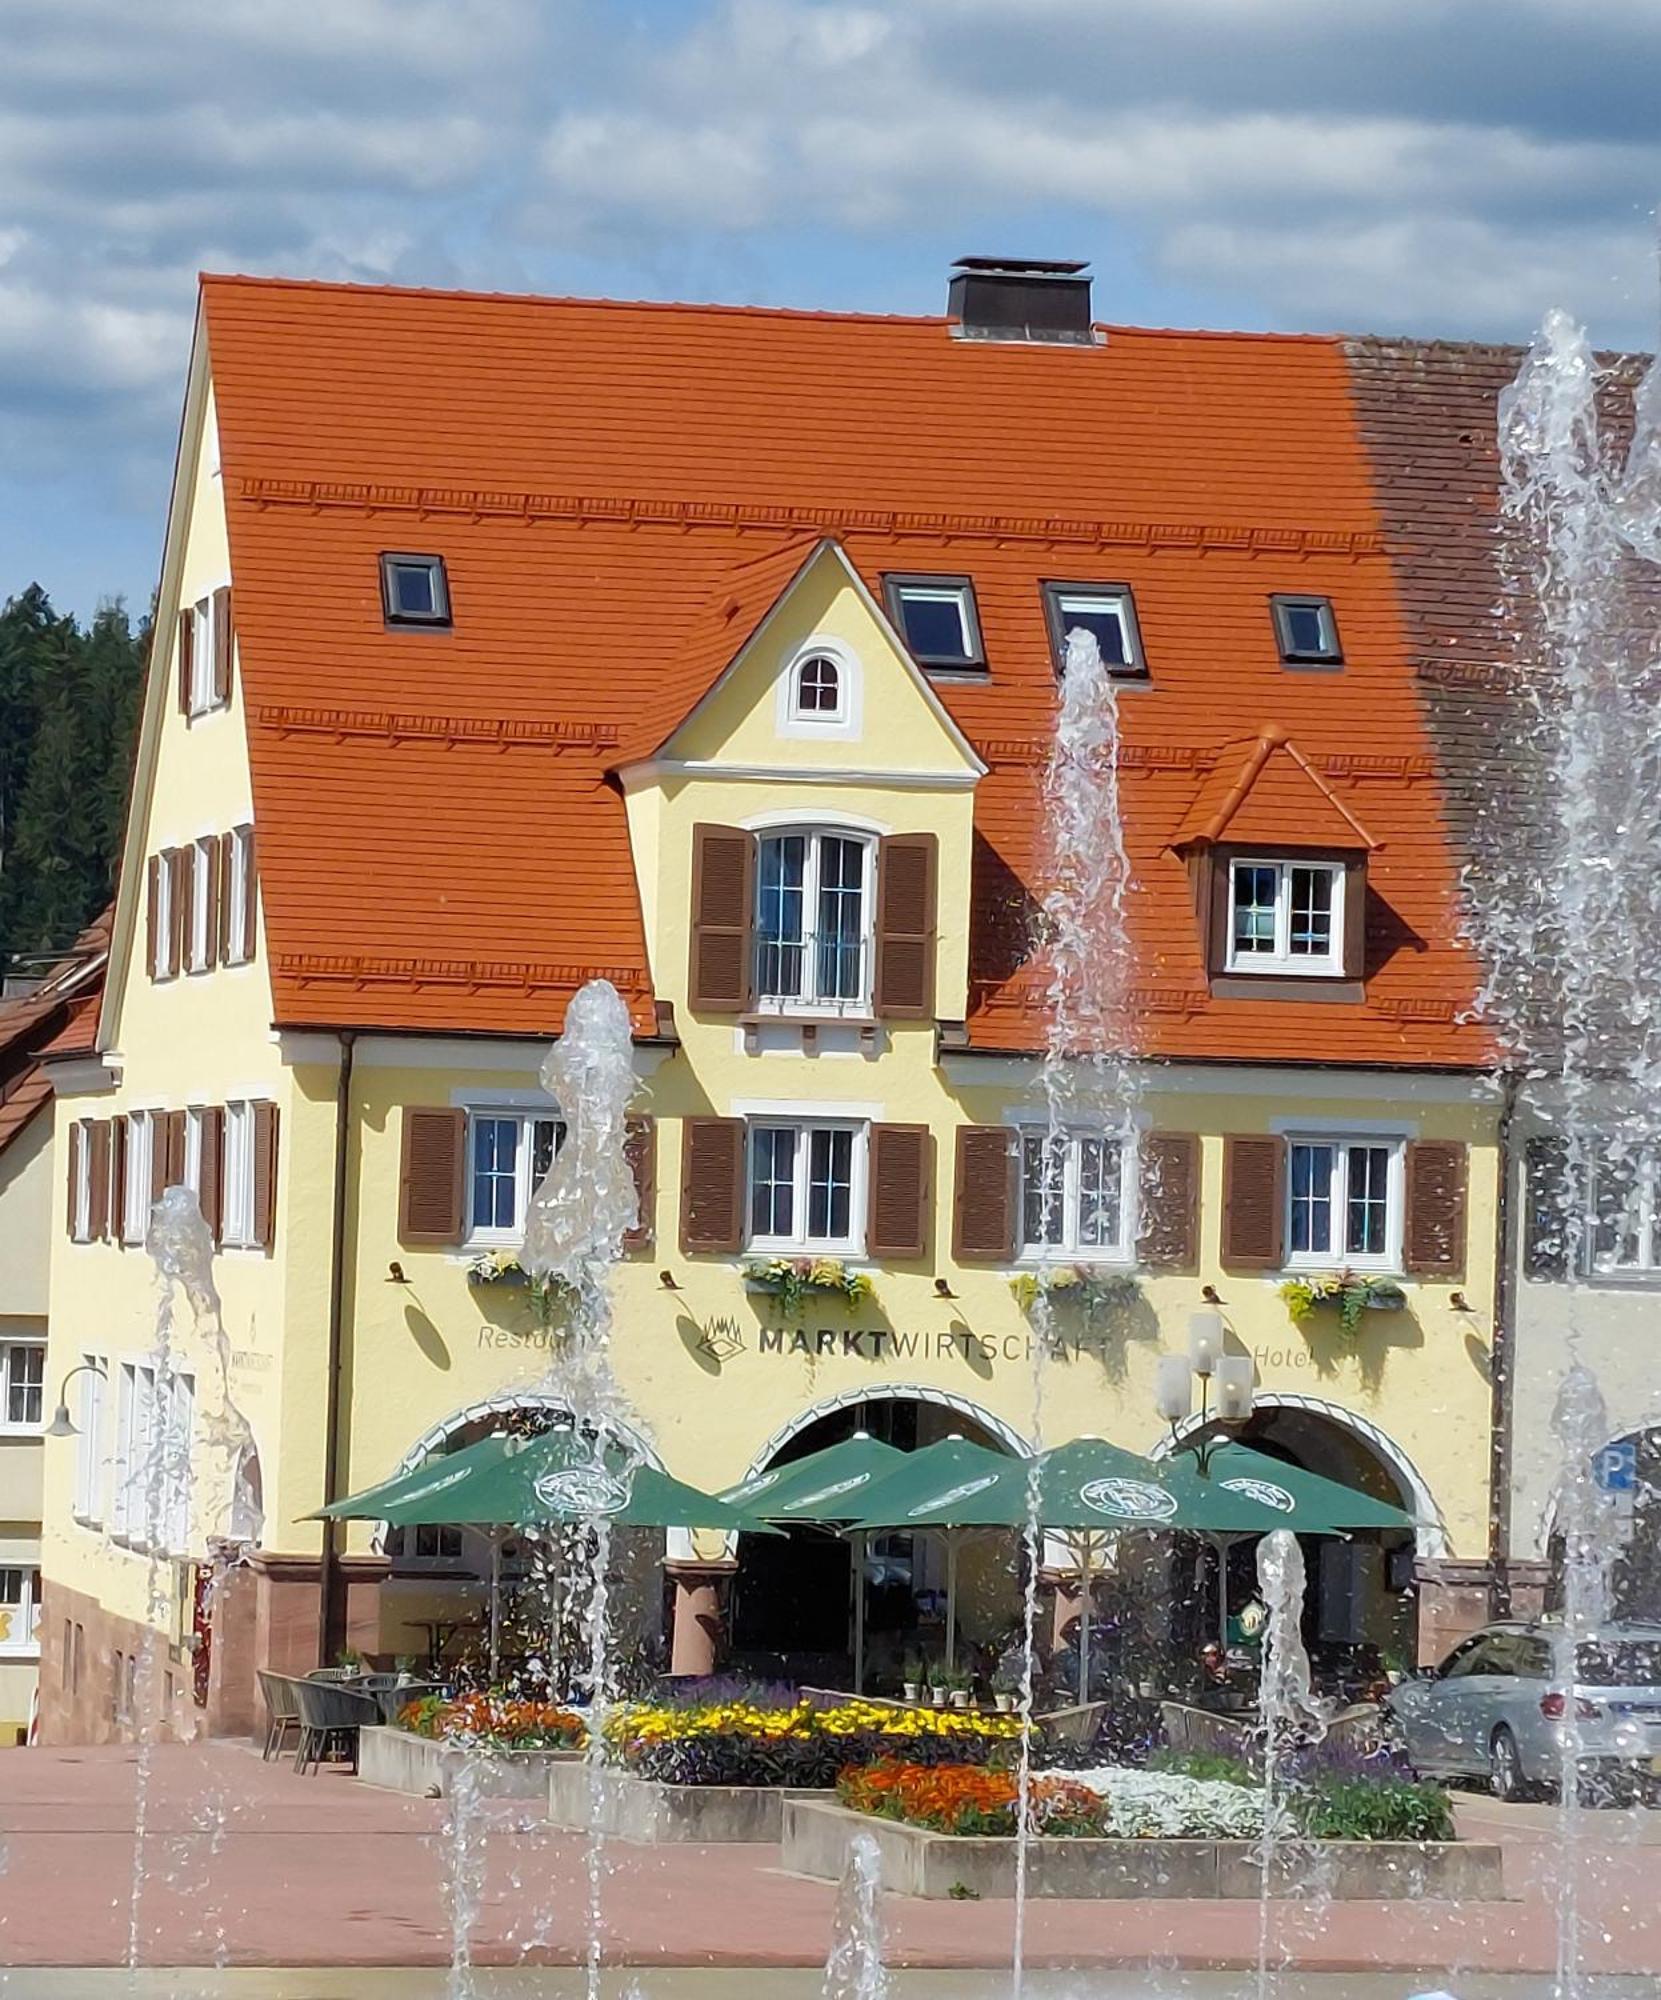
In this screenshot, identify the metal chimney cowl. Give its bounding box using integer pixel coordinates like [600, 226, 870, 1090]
[947, 256, 1097, 346]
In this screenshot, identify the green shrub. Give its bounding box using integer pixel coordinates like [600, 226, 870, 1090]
[1299, 1774, 1454, 1843]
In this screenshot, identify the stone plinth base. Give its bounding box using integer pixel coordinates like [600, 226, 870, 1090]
[359, 1725, 581, 1799]
[781, 1799, 1509, 1901]
[547, 1761, 827, 1842]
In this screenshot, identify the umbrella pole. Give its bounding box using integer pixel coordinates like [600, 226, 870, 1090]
[1216, 1536, 1228, 1649]
[1078, 1537, 1093, 1704]
[945, 1532, 958, 1676]
[489, 1530, 502, 1684]
[853, 1531, 866, 1695]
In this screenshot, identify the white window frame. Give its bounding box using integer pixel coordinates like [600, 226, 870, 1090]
[151, 861, 173, 980]
[1589, 1148, 1661, 1276]
[111, 1359, 195, 1555]
[1225, 857, 1345, 976]
[0, 1342, 45, 1434]
[187, 839, 213, 973]
[222, 1101, 255, 1249]
[463, 1107, 567, 1248]
[187, 594, 216, 716]
[1016, 1127, 1135, 1265]
[226, 825, 253, 964]
[1043, 583, 1146, 676]
[74, 1354, 106, 1526]
[123, 1110, 153, 1245]
[0, 1566, 41, 1659]
[1283, 1135, 1404, 1274]
[71, 1122, 93, 1243]
[745, 1118, 867, 1257]
[885, 578, 983, 670]
[753, 826, 877, 1016]
[182, 1107, 203, 1198]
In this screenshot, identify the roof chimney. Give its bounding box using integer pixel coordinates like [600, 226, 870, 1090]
[948, 257, 1096, 346]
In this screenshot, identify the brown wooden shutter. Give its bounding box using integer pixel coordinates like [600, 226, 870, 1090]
[200, 842, 220, 970]
[211, 587, 233, 705]
[166, 848, 187, 976]
[1524, 1135, 1575, 1280]
[867, 1123, 932, 1260]
[622, 1115, 655, 1251]
[689, 826, 753, 1013]
[163, 1110, 187, 1190]
[110, 1117, 127, 1246]
[398, 1107, 467, 1246]
[680, 1117, 746, 1253]
[251, 1102, 279, 1252]
[176, 609, 193, 716]
[1404, 1140, 1467, 1276]
[1341, 861, 1368, 981]
[1139, 1131, 1198, 1269]
[1222, 1135, 1285, 1267]
[216, 836, 234, 963]
[198, 1107, 224, 1243]
[953, 1125, 1017, 1261]
[146, 856, 160, 978]
[241, 827, 258, 963]
[874, 834, 938, 1019]
[67, 1122, 84, 1238]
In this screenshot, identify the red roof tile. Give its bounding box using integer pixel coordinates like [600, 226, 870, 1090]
[1171, 729, 1380, 852]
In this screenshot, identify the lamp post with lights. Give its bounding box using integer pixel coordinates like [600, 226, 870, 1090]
[1154, 1309, 1256, 1647]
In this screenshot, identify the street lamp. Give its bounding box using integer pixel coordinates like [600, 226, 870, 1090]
[44, 1360, 107, 1439]
[1154, 1309, 1254, 1474]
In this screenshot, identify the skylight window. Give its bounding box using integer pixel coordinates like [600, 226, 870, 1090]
[380, 553, 451, 627]
[882, 575, 984, 671]
[1042, 582, 1146, 677]
[1272, 594, 1342, 666]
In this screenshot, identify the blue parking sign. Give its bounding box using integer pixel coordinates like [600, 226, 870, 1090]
[1595, 1440, 1638, 1492]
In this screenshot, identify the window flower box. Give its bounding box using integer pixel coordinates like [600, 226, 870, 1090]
[1009, 1266, 1142, 1314]
[1279, 1271, 1407, 1337]
[466, 1251, 576, 1326]
[742, 1257, 874, 1316]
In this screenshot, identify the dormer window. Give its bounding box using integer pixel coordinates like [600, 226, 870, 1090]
[1042, 582, 1146, 677]
[381, 553, 451, 627]
[791, 652, 843, 721]
[883, 575, 984, 672]
[1272, 595, 1342, 666]
[1226, 858, 1344, 975]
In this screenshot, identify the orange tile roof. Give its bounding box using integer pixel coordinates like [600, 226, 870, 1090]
[1170, 728, 1380, 852]
[202, 275, 1484, 1064]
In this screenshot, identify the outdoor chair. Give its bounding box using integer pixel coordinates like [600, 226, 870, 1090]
[1321, 1702, 1384, 1755]
[256, 1670, 303, 1763]
[1160, 1700, 1254, 1760]
[305, 1665, 364, 1683]
[1037, 1700, 1110, 1749]
[292, 1678, 381, 1775]
[367, 1677, 443, 1724]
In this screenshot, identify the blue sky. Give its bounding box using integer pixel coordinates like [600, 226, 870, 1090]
[4, 0, 1659, 619]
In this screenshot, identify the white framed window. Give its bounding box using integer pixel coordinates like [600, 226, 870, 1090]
[789, 652, 844, 722]
[465, 1109, 566, 1244]
[1226, 858, 1345, 975]
[187, 840, 213, 972]
[1018, 1130, 1132, 1262]
[188, 595, 215, 714]
[111, 1361, 194, 1554]
[150, 860, 173, 980]
[182, 1108, 203, 1198]
[0, 1568, 41, 1657]
[882, 575, 984, 671]
[222, 1101, 254, 1248]
[1286, 1137, 1403, 1271]
[1590, 1149, 1661, 1274]
[226, 825, 255, 964]
[71, 1122, 93, 1242]
[74, 1355, 106, 1526]
[0, 1344, 44, 1431]
[1042, 582, 1146, 676]
[123, 1110, 153, 1245]
[746, 1120, 865, 1254]
[754, 829, 875, 1012]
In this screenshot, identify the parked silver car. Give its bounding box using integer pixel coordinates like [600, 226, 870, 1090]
[1386, 1620, 1661, 1801]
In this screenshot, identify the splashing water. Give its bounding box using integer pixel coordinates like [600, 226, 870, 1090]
[822, 1830, 889, 2000]
[1474, 308, 1661, 1999]
[1253, 1529, 1327, 1999]
[1013, 626, 1142, 1990]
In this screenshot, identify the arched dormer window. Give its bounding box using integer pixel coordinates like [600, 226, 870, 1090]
[790, 651, 843, 722]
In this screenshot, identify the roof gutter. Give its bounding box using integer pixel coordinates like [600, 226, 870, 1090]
[317, 1027, 357, 1664]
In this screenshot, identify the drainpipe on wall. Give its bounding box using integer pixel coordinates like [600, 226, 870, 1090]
[317, 1028, 357, 1664]
[1489, 1067, 1522, 1616]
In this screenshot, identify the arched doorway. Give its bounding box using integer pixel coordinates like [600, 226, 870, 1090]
[1153, 1399, 1425, 1681]
[728, 1391, 1024, 1689]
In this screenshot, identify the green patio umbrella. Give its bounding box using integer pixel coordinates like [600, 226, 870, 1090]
[840, 1435, 1020, 1678]
[716, 1431, 907, 1522]
[312, 1433, 516, 1523]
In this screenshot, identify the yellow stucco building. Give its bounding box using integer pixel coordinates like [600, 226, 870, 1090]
[39, 265, 1501, 1741]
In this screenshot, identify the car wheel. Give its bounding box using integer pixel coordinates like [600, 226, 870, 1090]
[1490, 1726, 1532, 1803]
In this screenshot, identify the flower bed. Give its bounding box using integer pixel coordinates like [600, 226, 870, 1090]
[397, 1691, 586, 1751]
[604, 1694, 1018, 1789]
[838, 1760, 1270, 1839]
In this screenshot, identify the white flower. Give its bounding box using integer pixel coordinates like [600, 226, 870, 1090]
[1066, 1767, 1282, 1840]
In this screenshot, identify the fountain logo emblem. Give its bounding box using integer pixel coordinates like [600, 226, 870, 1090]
[1078, 1477, 1178, 1523]
[780, 1473, 871, 1513]
[906, 1474, 1000, 1519]
[532, 1464, 632, 1517]
[1221, 1476, 1296, 1514]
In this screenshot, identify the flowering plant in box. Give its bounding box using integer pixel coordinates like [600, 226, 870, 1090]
[838, 1759, 1109, 1836]
[742, 1257, 874, 1318]
[1009, 1266, 1142, 1314]
[1279, 1269, 1406, 1337]
[396, 1691, 586, 1751]
[465, 1251, 576, 1326]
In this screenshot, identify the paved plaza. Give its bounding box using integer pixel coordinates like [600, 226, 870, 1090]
[1, 1745, 1659, 1982]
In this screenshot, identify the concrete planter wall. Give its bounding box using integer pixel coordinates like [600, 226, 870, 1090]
[359, 1725, 581, 1800]
[781, 1799, 1509, 1902]
[547, 1760, 828, 1842]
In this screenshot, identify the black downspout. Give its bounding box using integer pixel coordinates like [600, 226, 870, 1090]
[317, 1029, 357, 1664]
[1489, 1067, 1521, 1617]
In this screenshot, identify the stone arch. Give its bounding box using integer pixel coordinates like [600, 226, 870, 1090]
[1147, 1391, 1449, 1559]
[742, 1382, 1031, 1482]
